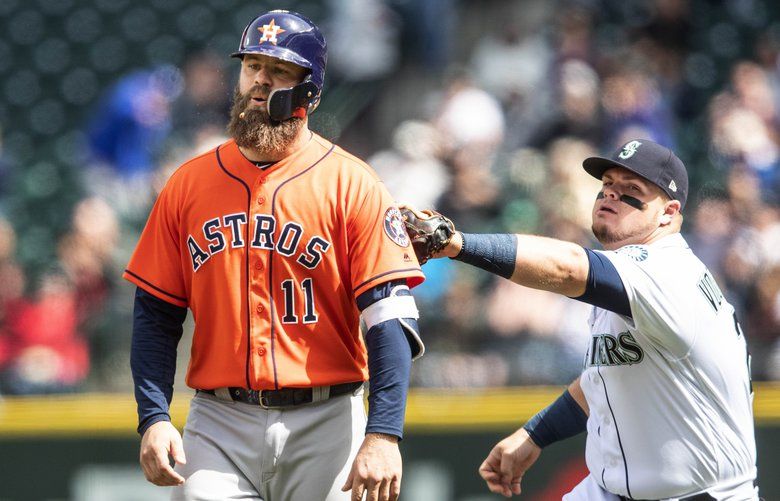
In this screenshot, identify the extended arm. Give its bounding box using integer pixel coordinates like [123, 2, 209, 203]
[446, 232, 632, 317]
[447, 232, 589, 297]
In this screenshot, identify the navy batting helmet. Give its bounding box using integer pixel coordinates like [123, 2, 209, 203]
[232, 10, 326, 116]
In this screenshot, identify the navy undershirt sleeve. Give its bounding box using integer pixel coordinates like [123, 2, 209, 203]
[573, 248, 632, 317]
[130, 287, 187, 435]
[357, 280, 415, 440]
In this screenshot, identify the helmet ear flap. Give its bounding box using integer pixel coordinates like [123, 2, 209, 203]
[268, 80, 319, 121]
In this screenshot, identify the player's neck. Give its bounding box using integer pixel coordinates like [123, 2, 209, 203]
[238, 127, 313, 163]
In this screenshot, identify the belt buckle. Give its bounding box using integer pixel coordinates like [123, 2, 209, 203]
[258, 390, 271, 409]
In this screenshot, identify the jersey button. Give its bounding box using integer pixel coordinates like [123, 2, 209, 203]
[258, 347, 266, 356]
[256, 304, 264, 313]
[256, 196, 266, 205]
[259, 177, 267, 184]
[255, 261, 264, 271]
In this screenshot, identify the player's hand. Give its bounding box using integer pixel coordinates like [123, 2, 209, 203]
[478, 427, 541, 498]
[139, 420, 187, 486]
[341, 432, 402, 501]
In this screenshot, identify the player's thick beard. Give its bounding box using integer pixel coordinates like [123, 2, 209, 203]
[227, 85, 304, 155]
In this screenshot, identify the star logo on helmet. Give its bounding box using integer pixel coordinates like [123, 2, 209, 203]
[258, 19, 285, 45]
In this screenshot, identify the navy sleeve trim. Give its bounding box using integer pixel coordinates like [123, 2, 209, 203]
[353, 268, 422, 294]
[572, 248, 631, 317]
[355, 279, 408, 310]
[125, 270, 188, 304]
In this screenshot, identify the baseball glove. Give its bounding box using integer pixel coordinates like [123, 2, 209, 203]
[400, 208, 456, 264]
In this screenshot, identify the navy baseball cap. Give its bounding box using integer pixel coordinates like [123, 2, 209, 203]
[582, 139, 689, 210]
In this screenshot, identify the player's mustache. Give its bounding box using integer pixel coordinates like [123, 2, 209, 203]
[237, 84, 271, 120]
[596, 191, 647, 211]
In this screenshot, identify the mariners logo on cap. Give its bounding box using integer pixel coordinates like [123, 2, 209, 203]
[258, 19, 285, 44]
[618, 140, 642, 160]
[384, 207, 410, 248]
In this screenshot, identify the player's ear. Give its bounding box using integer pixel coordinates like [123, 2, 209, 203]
[659, 200, 680, 226]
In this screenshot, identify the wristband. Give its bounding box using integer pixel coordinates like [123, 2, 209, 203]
[523, 389, 588, 448]
[453, 233, 517, 279]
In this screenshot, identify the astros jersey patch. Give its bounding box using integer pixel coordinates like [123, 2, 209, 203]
[123, 135, 424, 390]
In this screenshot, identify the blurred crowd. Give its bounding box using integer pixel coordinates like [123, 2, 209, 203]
[0, 0, 779, 394]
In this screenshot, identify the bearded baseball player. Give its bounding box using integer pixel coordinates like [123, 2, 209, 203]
[125, 10, 425, 501]
[403, 139, 758, 500]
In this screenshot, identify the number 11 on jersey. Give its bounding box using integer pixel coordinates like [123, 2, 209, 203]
[281, 278, 318, 324]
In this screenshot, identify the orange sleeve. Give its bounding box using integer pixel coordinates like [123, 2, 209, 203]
[348, 180, 425, 297]
[123, 181, 188, 307]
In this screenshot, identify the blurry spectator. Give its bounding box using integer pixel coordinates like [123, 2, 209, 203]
[432, 71, 505, 229]
[731, 61, 777, 127]
[394, 0, 457, 70]
[636, 0, 692, 53]
[530, 62, 603, 151]
[368, 119, 450, 208]
[722, 180, 780, 326]
[57, 197, 119, 323]
[0, 219, 25, 376]
[631, 0, 694, 117]
[554, 4, 596, 64]
[470, 17, 554, 150]
[601, 65, 675, 148]
[709, 82, 780, 203]
[471, 19, 553, 105]
[1, 269, 89, 394]
[0, 197, 120, 394]
[323, 0, 405, 156]
[685, 195, 733, 281]
[543, 138, 603, 235]
[169, 50, 231, 150]
[754, 26, 780, 111]
[86, 65, 184, 223]
[434, 70, 505, 155]
[325, 0, 401, 82]
[87, 65, 183, 178]
[745, 265, 780, 379]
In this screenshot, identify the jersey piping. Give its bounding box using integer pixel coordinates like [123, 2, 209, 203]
[215, 144, 253, 389]
[597, 365, 632, 498]
[123, 269, 188, 304]
[353, 268, 423, 294]
[267, 143, 336, 389]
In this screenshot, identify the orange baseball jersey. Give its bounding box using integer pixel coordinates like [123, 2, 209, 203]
[123, 134, 424, 390]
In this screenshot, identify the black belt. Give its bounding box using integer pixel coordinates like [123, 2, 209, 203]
[618, 493, 715, 501]
[198, 381, 363, 408]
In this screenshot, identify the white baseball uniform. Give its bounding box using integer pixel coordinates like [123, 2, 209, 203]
[576, 233, 757, 500]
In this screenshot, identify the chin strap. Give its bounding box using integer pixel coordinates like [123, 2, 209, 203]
[268, 80, 319, 121]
